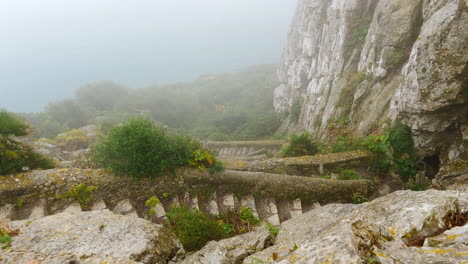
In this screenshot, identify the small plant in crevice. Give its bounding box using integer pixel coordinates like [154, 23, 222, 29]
[0, 219, 20, 249]
[145, 196, 161, 217]
[352, 192, 369, 204]
[387, 49, 405, 68]
[289, 100, 302, 124]
[282, 132, 320, 157]
[265, 222, 280, 236]
[339, 169, 362, 180]
[60, 183, 98, 210]
[363, 252, 379, 264]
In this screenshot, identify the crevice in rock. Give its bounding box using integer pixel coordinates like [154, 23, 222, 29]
[405, 211, 467, 247]
[422, 154, 441, 179]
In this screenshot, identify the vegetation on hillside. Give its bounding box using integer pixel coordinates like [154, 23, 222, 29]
[23, 65, 282, 141]
[0, 110, 54, 175]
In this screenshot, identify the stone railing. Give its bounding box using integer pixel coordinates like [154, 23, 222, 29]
[0, 168, 374, 225]
[221, 150, 370, 176]
[204, 140, 286, 157]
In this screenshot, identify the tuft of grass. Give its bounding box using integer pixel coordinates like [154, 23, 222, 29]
[339, 169, 362, 180]
[265, 222, 280, 236]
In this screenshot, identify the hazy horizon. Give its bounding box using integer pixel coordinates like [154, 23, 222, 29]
[0, 0, 297, 113]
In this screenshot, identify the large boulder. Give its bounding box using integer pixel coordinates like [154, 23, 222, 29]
[180, 226, 273, 264]
[244, 190, 467, 264]
[0, 210, 182, 264]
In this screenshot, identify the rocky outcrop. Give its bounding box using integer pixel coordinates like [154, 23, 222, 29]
[0, 210, 181, 264]
[275, 0, 467, 162]
[243, 189, 467, 263]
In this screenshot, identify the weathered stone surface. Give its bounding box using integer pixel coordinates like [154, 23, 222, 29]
[244, 190, 466, 263]
[28, 198, 47, 219]
[274, 0, 467, 161]
[0, 204, 14, 220]
[180, 227, 273, 264]
[0, 210, 181, 264]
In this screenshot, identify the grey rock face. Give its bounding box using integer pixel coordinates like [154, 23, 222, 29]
[275, 0, 467, 160]
[1, 210, 181, 264]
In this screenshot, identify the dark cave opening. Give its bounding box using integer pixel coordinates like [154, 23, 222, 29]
[423, 154, 441, 179]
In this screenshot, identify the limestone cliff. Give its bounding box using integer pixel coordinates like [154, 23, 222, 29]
[275, 0, 467, 162]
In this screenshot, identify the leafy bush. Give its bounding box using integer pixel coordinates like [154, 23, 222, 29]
[339, 170, 362, 180]
[0, 111, 54, 175]
[282, 132, 320, 157]
[362, 134, 393, 173]
[92, 117, 219, 179]
[165, 206, 226, 251]
[55, 129, 89, 151]
[388, 121, 419, 181]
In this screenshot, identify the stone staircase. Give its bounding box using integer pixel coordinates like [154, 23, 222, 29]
[0, 165, 373, 225]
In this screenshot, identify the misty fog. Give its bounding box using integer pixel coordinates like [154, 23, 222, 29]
[0, 0, 297, 112]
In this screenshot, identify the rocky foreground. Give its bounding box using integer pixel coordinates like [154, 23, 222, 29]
[1, 189, 466, 264]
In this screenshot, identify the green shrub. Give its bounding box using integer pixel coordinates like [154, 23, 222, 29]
[282, 132, 320, 157]
[0, 110, 54, 175]
[363, 134, 393, 173]
[165, 206, 225, 251]
[388, 121, 419, 181]
[92, 117, 218, 179]
[290, 100, 302, 124]
[339, 170, 362, 180]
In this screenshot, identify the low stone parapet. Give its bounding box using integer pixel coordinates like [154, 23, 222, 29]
[204, 140, 286, 157]
[222, 150, 370, 176]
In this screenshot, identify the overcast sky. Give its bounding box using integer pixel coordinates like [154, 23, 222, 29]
[0, 0, 297, 112]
